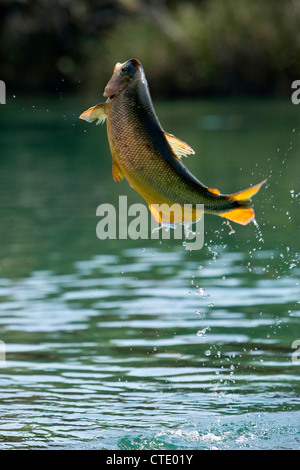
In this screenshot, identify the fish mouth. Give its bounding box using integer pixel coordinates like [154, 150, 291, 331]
[106, 93, 116, 102]
[103, 81, 120, 101]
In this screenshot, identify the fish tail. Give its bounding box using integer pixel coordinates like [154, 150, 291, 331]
[218, 179, 267, 225]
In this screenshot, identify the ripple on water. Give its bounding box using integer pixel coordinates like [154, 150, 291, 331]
[0, 247, 299, 449]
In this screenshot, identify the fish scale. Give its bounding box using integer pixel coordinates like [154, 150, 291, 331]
[80, 59, 266, 225]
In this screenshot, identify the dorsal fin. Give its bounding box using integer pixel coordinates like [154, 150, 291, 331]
[164, 132, 195, 159]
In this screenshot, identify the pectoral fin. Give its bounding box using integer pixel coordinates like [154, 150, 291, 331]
[164, 132, 195, 159]
[79, 103, 107, 125]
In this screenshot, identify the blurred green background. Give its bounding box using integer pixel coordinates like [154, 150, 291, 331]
[1, 0, 300, 98]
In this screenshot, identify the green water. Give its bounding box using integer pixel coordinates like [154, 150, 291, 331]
[0, 96, 299, 449]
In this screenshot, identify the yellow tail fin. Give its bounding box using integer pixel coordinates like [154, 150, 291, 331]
[219, 207, 255, 225]
[219, 179, 267, 225]
[226, 179, 267, 201]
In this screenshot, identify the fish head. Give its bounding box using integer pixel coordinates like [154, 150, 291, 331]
[103, 58, 143, 102]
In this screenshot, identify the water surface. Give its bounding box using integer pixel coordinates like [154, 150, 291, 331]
[0, 97, 299, 449]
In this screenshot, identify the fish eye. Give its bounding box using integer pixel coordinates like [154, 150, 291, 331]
[119, 62, 138, 78]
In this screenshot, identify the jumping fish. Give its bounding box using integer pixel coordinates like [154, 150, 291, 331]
[80, 59, 266, 225]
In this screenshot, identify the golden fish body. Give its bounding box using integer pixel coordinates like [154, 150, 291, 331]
[80, 59, 266, 225]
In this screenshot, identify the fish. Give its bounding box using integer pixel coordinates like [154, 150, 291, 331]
[79, 58, 266, 225]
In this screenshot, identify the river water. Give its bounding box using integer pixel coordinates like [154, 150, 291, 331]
[0, 97, 299, 449]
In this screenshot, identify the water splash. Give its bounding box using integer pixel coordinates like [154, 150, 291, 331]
[182, 221, 199, 239]
[224, 220, 236, 235]
[151, 222, 177, 234]
[253, 218, 264, 245]
[197, 326, 211, 338]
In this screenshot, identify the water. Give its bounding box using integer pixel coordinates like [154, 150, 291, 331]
[0, 97, 299, 449]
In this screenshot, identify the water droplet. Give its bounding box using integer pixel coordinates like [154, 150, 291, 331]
[197, 326, 210, 338]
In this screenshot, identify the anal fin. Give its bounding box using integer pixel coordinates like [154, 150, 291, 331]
[148, 204, 162, 223]
[148, 202, 203, 223]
